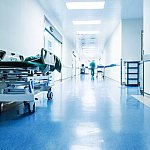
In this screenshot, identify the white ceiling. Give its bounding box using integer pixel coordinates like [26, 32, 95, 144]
[37, 0, 143, 59]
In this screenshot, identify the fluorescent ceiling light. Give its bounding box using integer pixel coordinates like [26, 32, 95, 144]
[77, 31, 99, 34]
[82, 46, 97, 49]
[83, 49, 97, 52]
[83, 50, 96, 52]
[66, 2, 105, 10]
[73, 20, 101, 25]
[84, 51, 96, 54]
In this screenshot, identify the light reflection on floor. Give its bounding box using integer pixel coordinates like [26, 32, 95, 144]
[0, 75, 150, 150]
[71, 145, 102, 150]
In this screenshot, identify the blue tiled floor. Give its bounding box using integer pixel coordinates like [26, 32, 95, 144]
[1, 75, 150, 150]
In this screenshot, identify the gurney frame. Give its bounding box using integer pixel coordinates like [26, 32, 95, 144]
[0, 49, 54, 114]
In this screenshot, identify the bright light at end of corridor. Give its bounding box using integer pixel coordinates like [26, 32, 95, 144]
[66, 1, 105, 9]
[77, 31, 99, 34]
[73, 20, 101, 25]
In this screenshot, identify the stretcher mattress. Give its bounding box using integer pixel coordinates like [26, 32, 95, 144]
[0, 48, 62, 72]
[0, 61, 46, 70]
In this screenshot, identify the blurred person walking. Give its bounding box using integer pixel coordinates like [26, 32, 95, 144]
[90, 60, 96, 79]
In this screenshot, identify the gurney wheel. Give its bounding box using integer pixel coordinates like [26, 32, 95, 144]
[47, 91, 53, 100]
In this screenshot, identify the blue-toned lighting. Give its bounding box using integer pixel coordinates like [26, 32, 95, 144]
[66, 1, 105, 10]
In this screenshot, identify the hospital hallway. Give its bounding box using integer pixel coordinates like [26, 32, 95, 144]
[0, 75, 150, 150]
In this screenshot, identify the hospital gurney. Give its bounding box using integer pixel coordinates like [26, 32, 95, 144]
[96, 65, 105, 78]
[0, 48, 61, 114]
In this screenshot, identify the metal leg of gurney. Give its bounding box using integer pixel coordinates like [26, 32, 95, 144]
[23, 79, 35, 114]
[23, 101, 35, 114]
[45, 76, 53, 100]
[47, 87, 53, 100]
[0, 102, 2, 114]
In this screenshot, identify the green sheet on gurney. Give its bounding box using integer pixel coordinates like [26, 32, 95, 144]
[0, 51, 62, 73]
[24, 54, 46, 71]
[25, 54, 43, 63]
[55, 55, 62, 73]
[25, 54, 62, 73]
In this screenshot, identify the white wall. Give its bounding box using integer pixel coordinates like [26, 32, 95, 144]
[62, 37, 73, 79]
[76, 56, 80, 75]
[143, 0, 150, 54]
[0, 0, 74, 80]
[143, 0, 150, 94]
[122, 19, 143, 61]
[144, 62, 150, 94]
[102, 22, 122, 82]
[121, 19, 143, 84]
[102, 19, 143, 83]
[0, 0, 44, 56]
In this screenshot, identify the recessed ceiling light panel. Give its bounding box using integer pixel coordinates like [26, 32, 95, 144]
[77, 31, 99, 34]
[66, 2, 105, 10]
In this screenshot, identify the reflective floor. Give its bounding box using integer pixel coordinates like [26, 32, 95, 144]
[1, 75, 150, 150]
